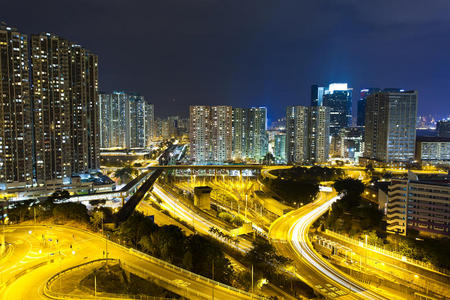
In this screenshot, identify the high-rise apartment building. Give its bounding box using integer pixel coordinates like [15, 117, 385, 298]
[232, 108, 247, 160]
[99, 91, 153, 149]
[65, 41, 99, 174]
[364, 90, 418, 163]
[30, 34, 72, 183]
[210, 106, 232, 162]
[286, 106, 329, 164]
[323, 83, 353, 136]
[190, 106, 211, 163]
[357, 88, 381, 126]
[308, 106, 330, 163]
[99, 91, 128, 148]
[129, 94, 153, 148]
[0, 25, 33, 188]
[274, 133, 286, 163]
[0, 25, 99, 189]
[232, 107, 268, 162]
[286, 106, 309, 164]
[190, 106, 232, 164]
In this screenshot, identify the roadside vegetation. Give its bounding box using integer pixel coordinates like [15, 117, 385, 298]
[261, 166, 344, 205]
[80, 262, 180, 298]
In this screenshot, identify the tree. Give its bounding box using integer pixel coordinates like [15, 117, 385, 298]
[246, 240, 290, 281]
[114, 166, 135, 184]
[90, 210, 104, 231]
[118, 212, 158, 246]
[365, 164, 374, 177]
[53, 202, 89, 223]
[262, 153, 275, 165]
[48, 190, 70, 202]
[185, 234, 234, 284]
[333, 178, 365, 197]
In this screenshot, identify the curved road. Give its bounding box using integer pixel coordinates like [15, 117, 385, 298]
[1, 225, 259, 300]
[269, 192, 389, 300]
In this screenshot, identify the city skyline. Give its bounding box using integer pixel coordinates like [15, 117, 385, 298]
[2, 1, 450, 119]
[1, 3, 450, 300]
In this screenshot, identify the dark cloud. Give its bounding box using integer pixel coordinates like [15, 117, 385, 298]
[3, 0, 449, 119]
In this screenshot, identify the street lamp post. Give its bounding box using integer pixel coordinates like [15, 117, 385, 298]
[211, 260, 214, 300]
[245, 194, 248, 219]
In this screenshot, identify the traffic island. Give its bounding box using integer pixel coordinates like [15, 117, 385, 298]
[45, 259, 181, 299]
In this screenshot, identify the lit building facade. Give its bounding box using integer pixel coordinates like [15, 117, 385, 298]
[0, 25, 33, 188]
[286, 106, 309, 164]
[387, 178, 450, 237]
[415, 136, 450, 166]
[437, 119, 450, 138]
[330, 126, 364, 160]
[190, 106, 211, 163]
[30, 32, 100, 180]
[308, 106, 330, 163]
[99, 92, 153, 149]
[232, 107, 268, 162]
[322, 83, 353, 136]
[311, 84, 325, 106]
[68, 42, 100, 174]
[357, 88, 381, 126]
[190, 105, 232, 164]
[274, 133, 286, 163]
[99, 91, 128, 148]
[129, 94, 153, 148]
[364, 90, 417, 163]
[232, 108, 247, 160]
[286, 106, 330, 164]
[30, 33, 72, 184]
[210, 106, 232, 163]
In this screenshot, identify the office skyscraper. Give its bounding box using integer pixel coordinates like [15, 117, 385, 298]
[286, 106, 330, 164]
[0, 25, 33, 188]
[311, 84, 325, 106]
[364, 90, 418, 163]
[437, 119, 450, 138]
[357, 88, 381, 126]
[232, 107, 268, 162]
[323, 83, 353, 135]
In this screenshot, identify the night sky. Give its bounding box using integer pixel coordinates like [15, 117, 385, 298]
[4, 0, 450, 121]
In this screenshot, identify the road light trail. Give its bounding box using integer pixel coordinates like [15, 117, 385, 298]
[270, 193, 389, 300]
[152, 184, 253, 252]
